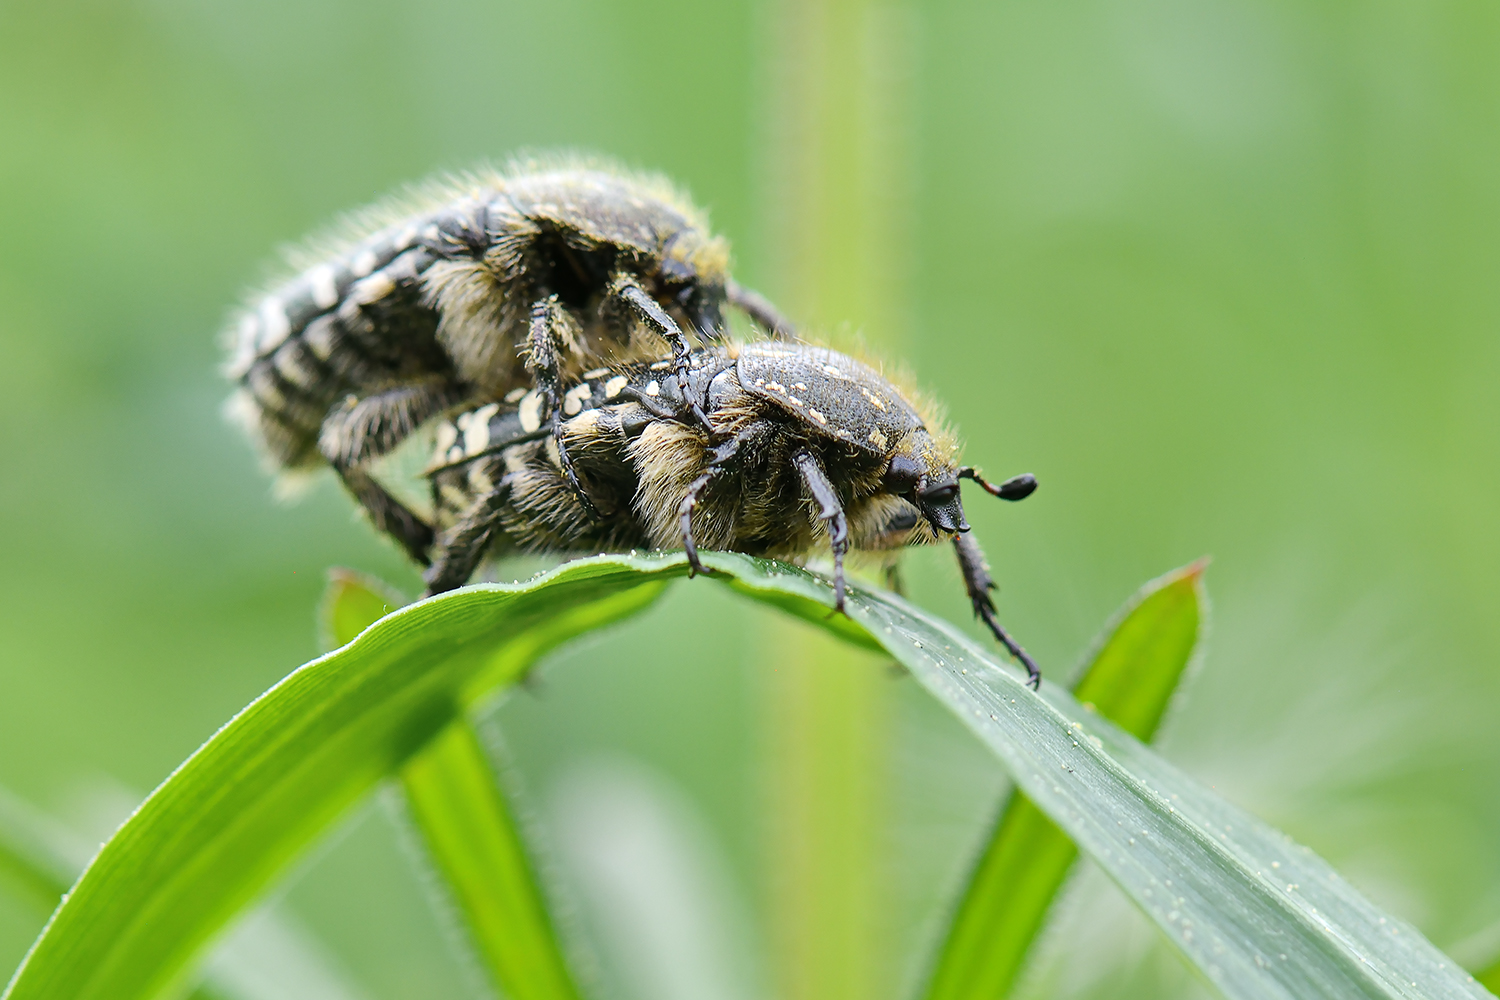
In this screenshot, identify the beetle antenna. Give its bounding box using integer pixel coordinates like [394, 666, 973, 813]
[959, 468, 1037, 502]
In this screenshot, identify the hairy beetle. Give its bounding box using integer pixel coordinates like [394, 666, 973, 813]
[423, 342, 1043, 686]
[224, 158, 794, 563]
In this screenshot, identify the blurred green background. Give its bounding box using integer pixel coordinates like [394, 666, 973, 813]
[2, 1, 1499, 998]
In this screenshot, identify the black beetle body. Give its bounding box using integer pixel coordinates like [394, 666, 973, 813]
[422, 341, 1043, 687]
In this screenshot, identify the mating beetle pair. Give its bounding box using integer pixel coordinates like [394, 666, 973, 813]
[224, 160, 1043, 687]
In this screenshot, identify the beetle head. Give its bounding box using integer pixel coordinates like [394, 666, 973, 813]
[882, 450, 970, 536]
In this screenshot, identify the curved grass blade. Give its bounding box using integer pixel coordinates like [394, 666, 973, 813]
[321, 572, 581, 1000]
[922, 560, 1207, 1000]
[5, 552, 1487, 1000]
[700, 555, 1484, 998]
[3, 558, 672, 1000]
[0, 790, 249, 1000]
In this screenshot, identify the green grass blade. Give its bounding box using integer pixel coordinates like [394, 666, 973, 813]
[0, 791, 232, 1000]
[1070, 560, 1207, 738]
[1475, 961, 1500, 993]
[401, 724, 581, 1000]
[318, 568, 406, 651]
[4, 552, 1485, 1000]
[320, 571, 581, 1000]
[712, 553, 1480, 999]
[319, 569, 582, 1000]
[3, 557, 672, 1000]
[921, 560, 1207, 1000]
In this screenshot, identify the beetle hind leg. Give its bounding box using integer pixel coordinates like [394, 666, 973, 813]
[526, 296, 600, 518]
[423, 474, 516, 596]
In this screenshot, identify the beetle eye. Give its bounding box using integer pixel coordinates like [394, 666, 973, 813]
[884, 453, 922, 493]
[658, 257, 695, 287]
[921, 484, 958, 506]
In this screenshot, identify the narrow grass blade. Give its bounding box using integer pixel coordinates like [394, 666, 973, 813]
[5, 552, 1486, 1000]
[922, 560, 1206, 1000]
[319, 572, 581, 1000]
[697, 554, 1484, 998]
[0, 791, 233, 1000]
[3, 558, 671, 1000]
[401, 725, 581, 1000]
[318, 569, 406, 651]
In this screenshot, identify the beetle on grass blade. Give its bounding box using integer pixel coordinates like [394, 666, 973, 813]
[423, 342, 1043, 687]
[224, 157, 794, 564]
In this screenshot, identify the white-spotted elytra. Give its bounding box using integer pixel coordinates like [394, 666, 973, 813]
[423, 341, 1044, 688]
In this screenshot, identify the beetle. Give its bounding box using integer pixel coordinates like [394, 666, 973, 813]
[224, 158, 794, 563]
[423, 342, 1043, 686]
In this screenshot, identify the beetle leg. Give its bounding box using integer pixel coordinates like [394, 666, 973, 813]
[318, 378, 467, 566]
[958, 467, 1038, 502]
[726, 280, 797, 339]
[791, 449, 851, 614]
[951, 531, 1041, 689]
[335, 466, 434, 566]
[525, 296, 599, 518]
[612, 277, 716, 434]
[423, 473, 515, 596]
[319, 376, 471, 468]
[677, 428, 758, 576]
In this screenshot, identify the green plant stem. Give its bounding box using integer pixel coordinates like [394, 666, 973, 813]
[401, 722, 581, 1000]
[761, 1, 916, 996]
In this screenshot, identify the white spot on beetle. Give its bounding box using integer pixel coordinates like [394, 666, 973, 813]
[605, 375, 628, 398]
[766, 381, 786, 393]
[302, 316, 336, 361]
[809, 408, 828, 425]
[518, 391, 544, 433]
[868, 428, 888, 449]
[309, 266, 338, 309]
[463, 402, 499, 455]
[434, 422, 458, 454]
[351, 248, 379, 277]
[645, 380, 661, 396]
[793, 382, 808, 390]
[822, 364, 844, 377]
[257, 300, 290, 352]
[650, 360, 672, 371]
[504, 387, 527, 403]
[563, 383, 593, 416]
[583, 367, 610, 379]
[350, 272, 395, 306]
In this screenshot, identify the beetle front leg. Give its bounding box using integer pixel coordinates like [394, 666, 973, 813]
[791, 448, 851, 614]
[951, 531, 1041, 689]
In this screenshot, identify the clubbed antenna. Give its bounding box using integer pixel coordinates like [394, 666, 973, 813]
[959, 468, 1037, 502]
